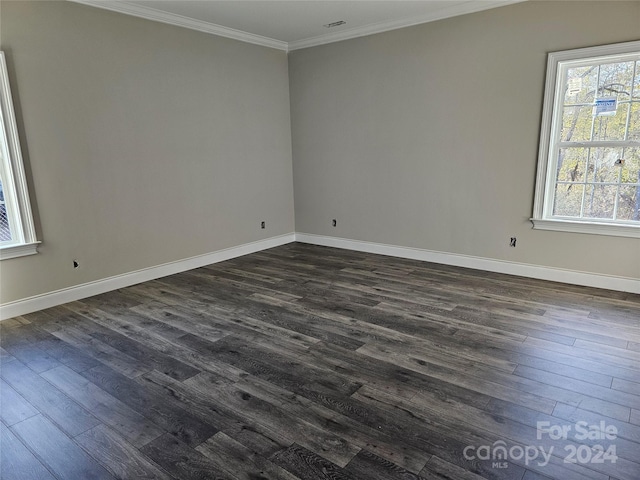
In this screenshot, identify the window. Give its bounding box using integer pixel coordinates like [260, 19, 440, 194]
[532, 40, 640, 238]
[0, 51, 38, 259]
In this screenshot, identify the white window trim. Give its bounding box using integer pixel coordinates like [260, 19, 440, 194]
[0, 52, 39, 259]
[531, 40, 640, 238]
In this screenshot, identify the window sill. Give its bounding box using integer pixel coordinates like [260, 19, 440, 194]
[0, 242, 40, 260]
[531, 219, 640, 238]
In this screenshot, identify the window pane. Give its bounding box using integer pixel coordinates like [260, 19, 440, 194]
[553, 183, 583, 217]
[536, 44, 640, 232]
[0, 52, 37, 256]
[0, 178, 12, 242]
[584, 185, 616, 219]
[621, 147, 640, 184]
[561, 106, 592, 142]
[598, 61, 635, 101]
[565, 65, 598, 104]
[592, 103, 628, 141]
[628, 102, 640, 141]
[616, 185, 640, 221]
[589, 148, 622, 184]
[557, 148, 588, 182]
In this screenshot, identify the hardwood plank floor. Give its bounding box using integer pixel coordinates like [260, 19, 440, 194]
[1, 242, 639, 480]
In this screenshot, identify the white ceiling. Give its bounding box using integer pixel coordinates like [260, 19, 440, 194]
[71, 0, 525, 51]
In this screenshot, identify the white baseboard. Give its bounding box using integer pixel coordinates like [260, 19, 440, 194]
[0, 233, 295, 321]
[295, 233, 640, 295]
[3, 231, 637, 321]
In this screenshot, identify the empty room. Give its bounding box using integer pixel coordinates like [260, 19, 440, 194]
[1, 1, 639, 479]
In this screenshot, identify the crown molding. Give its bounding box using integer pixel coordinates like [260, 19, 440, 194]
[288, 0, 527, 51]
[67, 0, 289, 51]
[69, 0, 526, 53]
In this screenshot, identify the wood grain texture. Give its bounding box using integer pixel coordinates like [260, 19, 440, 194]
[0, 359, 101, 436]
[79, 363, 218, 447]
[0, 378, 38, 426]
[196, 431, 299, 480]
[2, 243, 639, 480]
[75, 424, 172, 480]
[0, 422, 56, 480]
[9, 415, 114, 480]
[140, 433, 235, 480]
[271, 444, 355, 480]
[345, 449, 429, 480]
[41, 365, 165, 448]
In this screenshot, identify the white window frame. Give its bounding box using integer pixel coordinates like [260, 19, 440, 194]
[0, 51, 38, 259]
[532, 40, 640, 238]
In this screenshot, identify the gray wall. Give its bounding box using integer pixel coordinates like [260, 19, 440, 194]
[0, 1, 294, 303]
[1, 1, 639, 307]
[289, 1, 640, 280]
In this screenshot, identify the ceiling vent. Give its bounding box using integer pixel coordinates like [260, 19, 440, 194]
[323, 20, 346, 28]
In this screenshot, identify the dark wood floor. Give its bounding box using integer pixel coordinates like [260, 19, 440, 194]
[1, 243, 639, 480]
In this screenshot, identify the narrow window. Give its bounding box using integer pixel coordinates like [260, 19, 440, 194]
[0, 52, 38, 259]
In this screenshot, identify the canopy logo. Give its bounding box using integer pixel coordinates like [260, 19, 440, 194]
[463, 420, 618, 470]
[463, 441, 553, 468]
